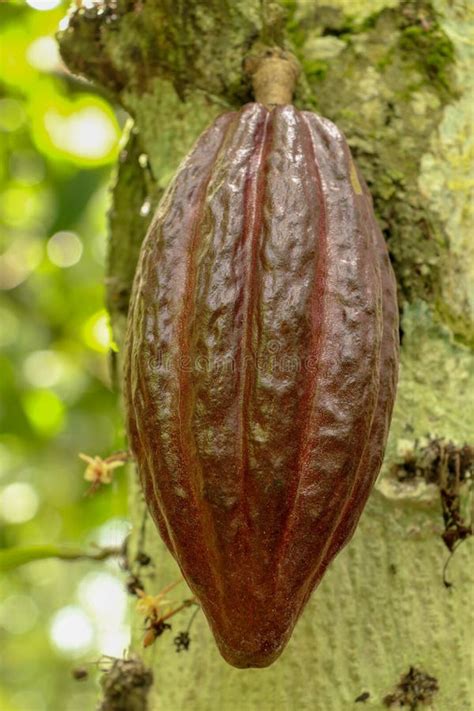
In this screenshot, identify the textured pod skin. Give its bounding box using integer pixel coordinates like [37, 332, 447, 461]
[124, 104, 399, 668]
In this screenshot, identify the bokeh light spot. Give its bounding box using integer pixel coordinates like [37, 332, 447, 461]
[23, 389, 65, 436]
[82, 310, 112, 353]
[0, 98, 26, 132]
[49, 606, 95, 655]
[0, 482, 39, 523]
[79, 572, 130, 655]
[44, 106, 118, 161]
[27, 36, 61, 72]
[1, 187, 41, 227]
[26, 0, 62, 10]
[0, 236, 43, 290]
[79, 572, 127, 618]
[95, 518, 131, 548]
[23, 350, 65, 388]
[47, 231, 83, 267]
[0, 594, 39, 634]
[10, 150, 46, 186]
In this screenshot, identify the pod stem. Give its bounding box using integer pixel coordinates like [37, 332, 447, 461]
[245, 47, 300, 107]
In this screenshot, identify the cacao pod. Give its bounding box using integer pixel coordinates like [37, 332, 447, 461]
[124, 103, 399, 668]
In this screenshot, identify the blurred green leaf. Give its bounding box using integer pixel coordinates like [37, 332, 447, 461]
[0, 3, 129, 708]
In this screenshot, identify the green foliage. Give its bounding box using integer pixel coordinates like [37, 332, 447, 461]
[0, 3, 129, 709]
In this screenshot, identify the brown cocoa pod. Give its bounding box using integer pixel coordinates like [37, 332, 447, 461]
[124, 103, 399, 668]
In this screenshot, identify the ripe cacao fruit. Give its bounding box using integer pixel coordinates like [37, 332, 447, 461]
[124, 102, 399, 668]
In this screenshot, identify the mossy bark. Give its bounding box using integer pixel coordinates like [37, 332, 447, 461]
[58, 1, 473, 709]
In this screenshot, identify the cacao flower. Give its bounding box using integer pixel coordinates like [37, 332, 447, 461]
[124, 102, 399, 668]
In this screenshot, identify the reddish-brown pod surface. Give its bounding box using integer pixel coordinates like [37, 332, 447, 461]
[124, 103, 399, 668]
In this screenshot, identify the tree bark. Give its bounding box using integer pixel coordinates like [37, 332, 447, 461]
[58, 1, 473, 709]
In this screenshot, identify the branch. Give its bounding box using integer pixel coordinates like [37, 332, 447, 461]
[0, 544, 123, 572]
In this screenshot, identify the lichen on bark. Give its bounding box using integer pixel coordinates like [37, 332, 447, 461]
[285, 0, 471, 346]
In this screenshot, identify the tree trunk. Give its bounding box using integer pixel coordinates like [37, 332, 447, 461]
[58, 1, 473, 709]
